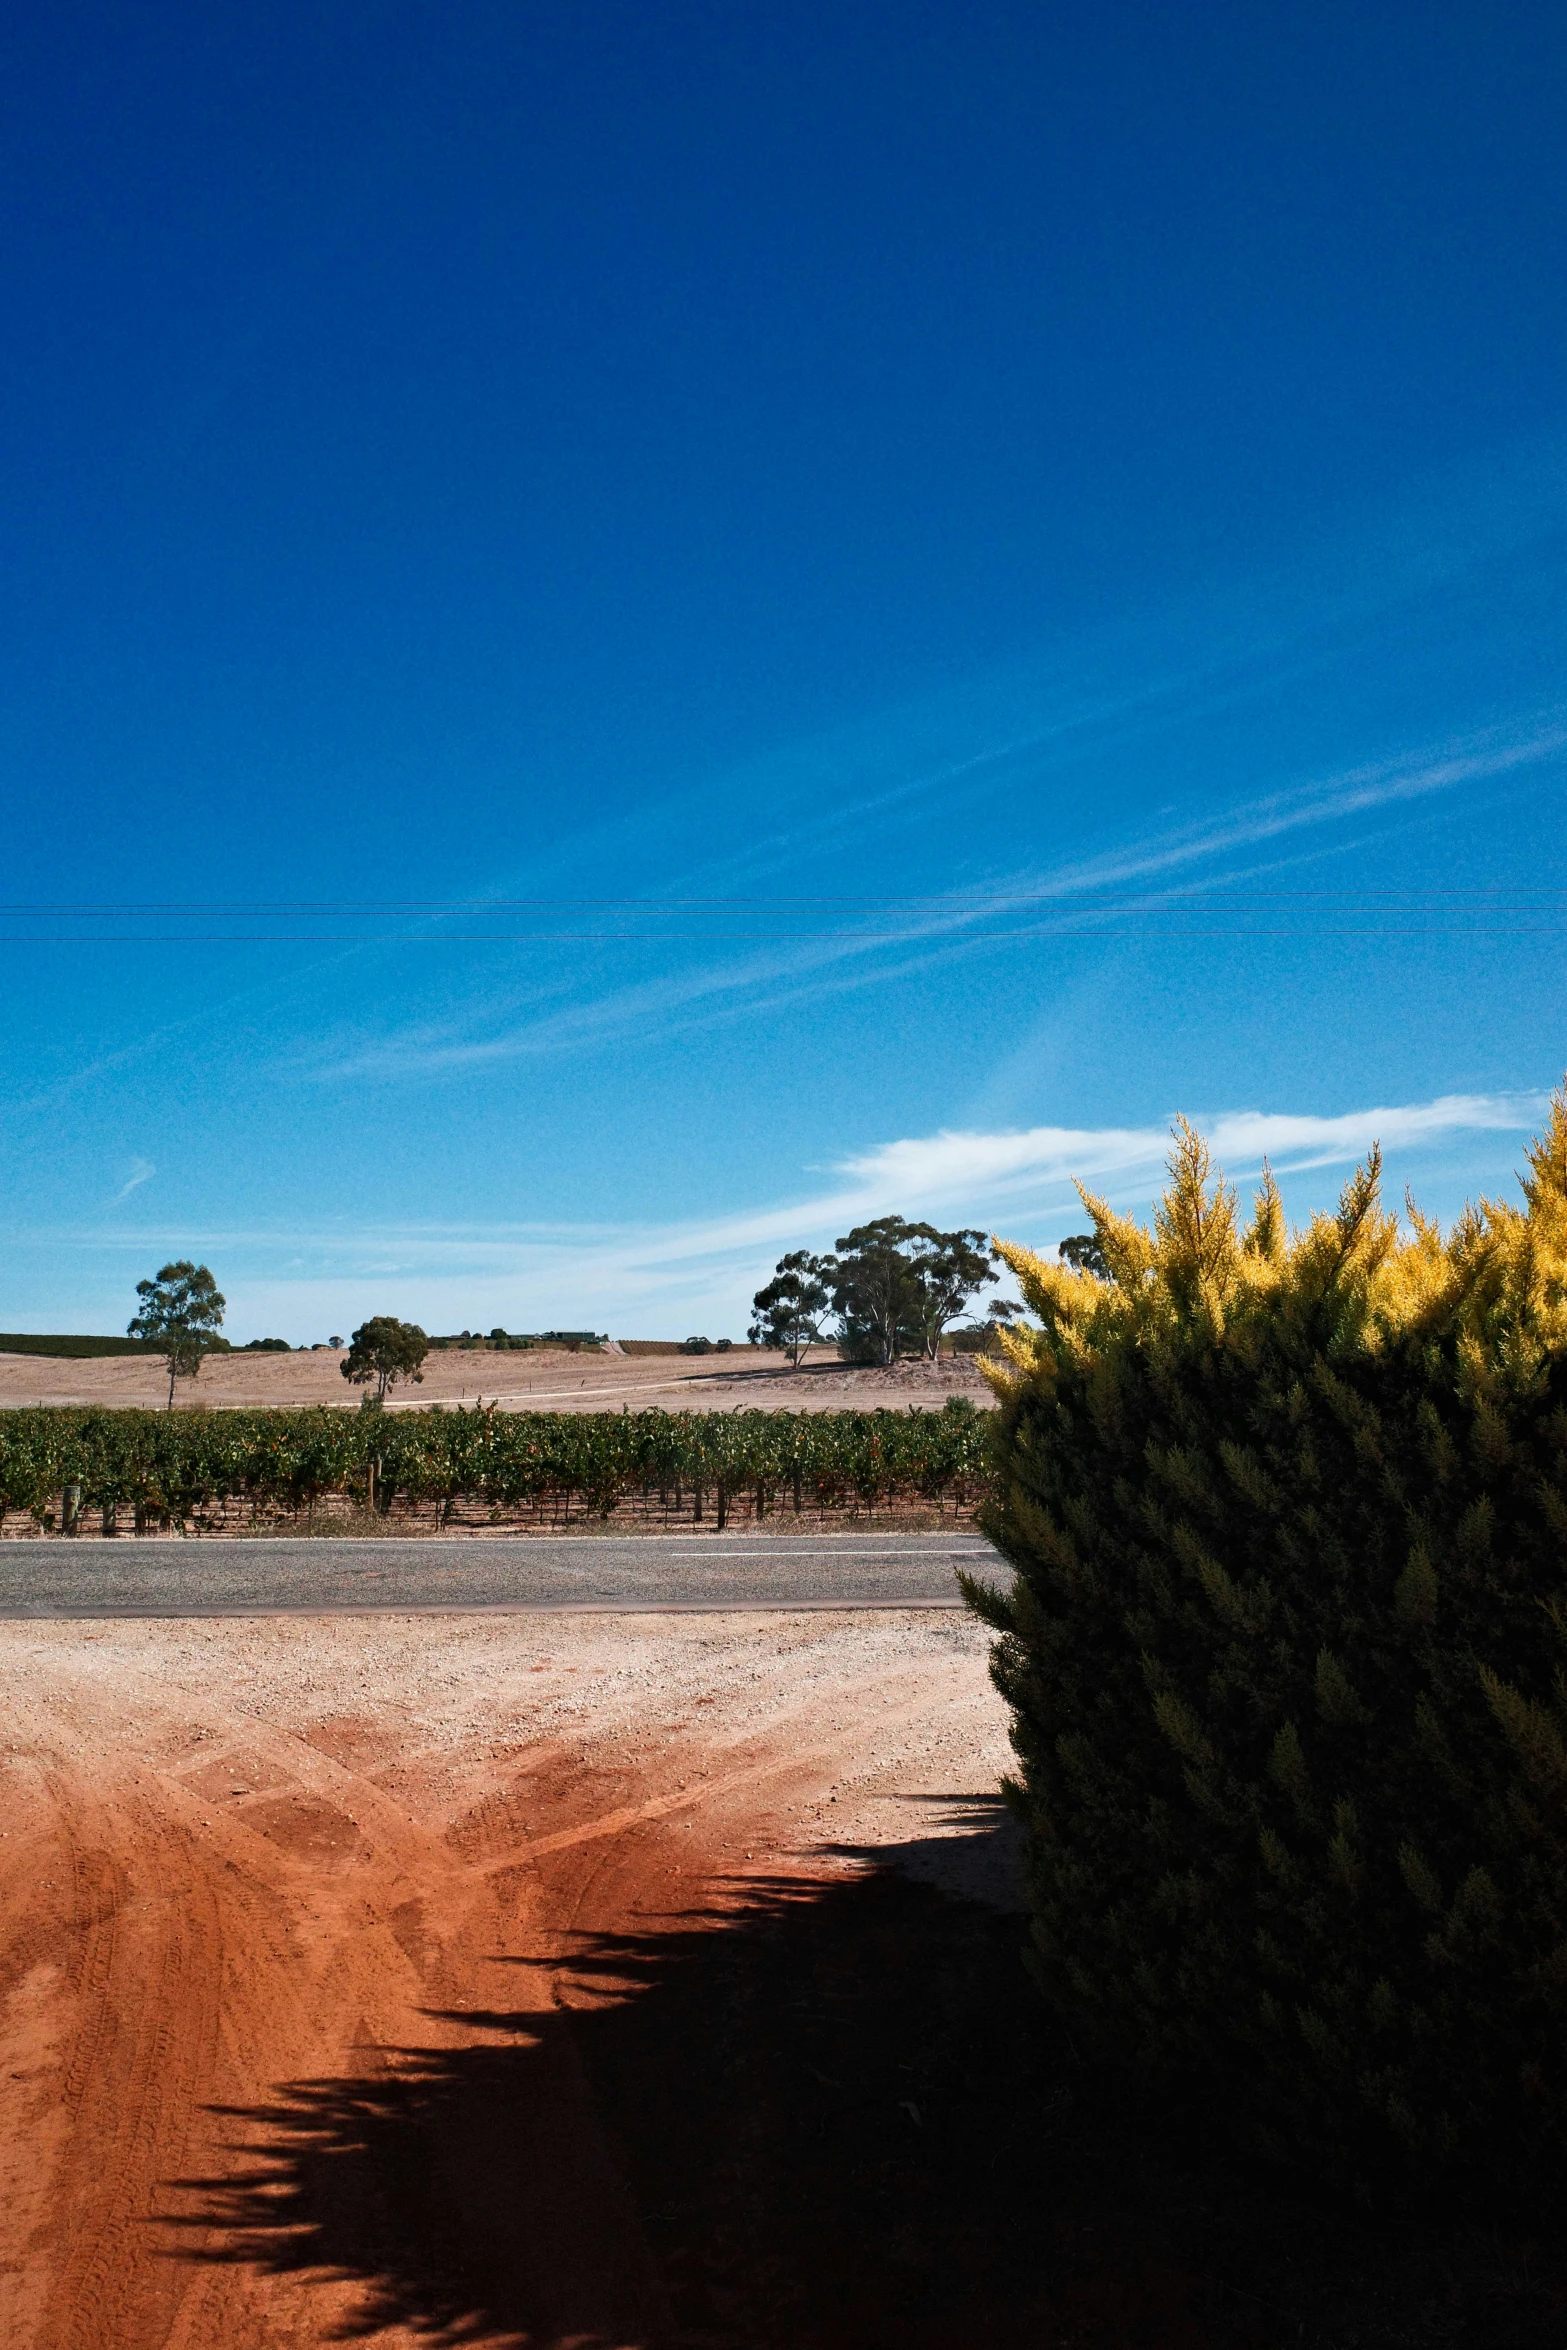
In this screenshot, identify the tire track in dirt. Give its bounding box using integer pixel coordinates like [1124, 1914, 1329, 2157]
[0, 1611, 1010, 2348]
[24, 1766, 219, 2350]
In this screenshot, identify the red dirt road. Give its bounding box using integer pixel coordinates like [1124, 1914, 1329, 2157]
[0, 1610, 1013, 2349]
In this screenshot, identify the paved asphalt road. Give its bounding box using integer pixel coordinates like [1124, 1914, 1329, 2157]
[0, 1533, 1009, 1619]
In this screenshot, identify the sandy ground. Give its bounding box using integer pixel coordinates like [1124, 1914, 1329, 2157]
[5, 1615, 1562, 2350]
[0, 1606, 1016, 2349]
[0, 1346, 996, 1415]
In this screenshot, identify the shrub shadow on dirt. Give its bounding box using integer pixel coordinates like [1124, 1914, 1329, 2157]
[169, 1832, 1567, 2349]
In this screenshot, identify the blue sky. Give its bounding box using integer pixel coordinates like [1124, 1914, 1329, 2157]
[3, 2, 1565, 1341]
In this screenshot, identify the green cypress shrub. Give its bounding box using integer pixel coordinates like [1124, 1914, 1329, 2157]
[966, 1095, 1567, 2205]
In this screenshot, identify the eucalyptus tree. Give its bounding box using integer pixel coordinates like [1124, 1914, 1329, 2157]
[1058, 1231, 1110, 1277]
[340, 1316, 429, 1401]
[904, 1226, 999, 1359]
[822, 1218, 998, 1365]
[128, 1261, 227, 1409]
[748, 1251, 832, 1364]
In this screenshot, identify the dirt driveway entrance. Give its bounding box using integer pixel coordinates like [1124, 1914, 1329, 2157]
[0, 1608, 1021, 2348]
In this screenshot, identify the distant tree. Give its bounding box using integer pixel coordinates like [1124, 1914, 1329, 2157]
[128, 1261, 227, 1409]
[1058, 1232, 1110, 1278]
[815, 1221, 907, 1364]
[822, 1219, 999, 1365]
[340, 1316, 428, 1401]
[748, 1250, 831, 1365]
[951, 1296, 1025, 1352]
[823, 1219, 925, 1364]
[680, 1335, 714, 1354]
[905, 1226, 999, 1359]
[242, 1337, 291, 1352]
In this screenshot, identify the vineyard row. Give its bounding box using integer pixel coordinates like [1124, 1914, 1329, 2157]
[0, 1401, 993, 1534]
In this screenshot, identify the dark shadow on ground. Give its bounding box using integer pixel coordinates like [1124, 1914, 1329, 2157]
[842, 1789, 1026, 1910]
[167, 1839, 1567, 2349]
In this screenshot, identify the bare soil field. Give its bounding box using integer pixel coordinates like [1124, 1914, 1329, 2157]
[0, 1346, 995, 1415]
[3, 1607, 1561, 2350]
[0, 1608, 1011, 2349]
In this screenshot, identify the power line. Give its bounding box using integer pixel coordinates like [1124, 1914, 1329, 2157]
[3, 888, 1567, 916]
[3, 924, 1566, 944]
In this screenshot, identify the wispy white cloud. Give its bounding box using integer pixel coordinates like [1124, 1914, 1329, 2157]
[1014, 718, 1567, 901]
[107, 1157, 156, 1205]
[308, 714, 1567, 1085]
[1202, 1095, 1547, 1171]
[839, 1091, 1550, 1208]
[41, 1087, 1547, 1338]
[308, 889, 1012, 1080]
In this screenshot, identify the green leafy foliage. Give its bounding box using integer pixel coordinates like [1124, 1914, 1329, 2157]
[430, 1329, 604, 1352]
[825, 1218, 929, 1364]
[0, 1333, 168, 1359]
[127, 1261, 227, 1407]
[340, 1316, 429, 1400]
[972, 1097, 1567, 2207]
[823, 1219, 999, 1365]
[0, 1399, 989, 1533]
[750, 1251, 832, 1363]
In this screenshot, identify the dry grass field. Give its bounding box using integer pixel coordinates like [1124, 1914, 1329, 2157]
[0, 1344, 996, 1415]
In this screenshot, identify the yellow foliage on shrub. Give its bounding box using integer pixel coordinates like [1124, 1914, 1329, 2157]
[968, 1089, 1567, 2203]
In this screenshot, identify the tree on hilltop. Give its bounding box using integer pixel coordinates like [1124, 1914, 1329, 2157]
[820, 1219, 923, 1365]
[822, 1218, 999, 1365]
[340, 1316, 428, 1401]
[749, 1251, 831, 1365]
[128, 1261, 227, 1409]
[903, 1226, 999, 1360]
